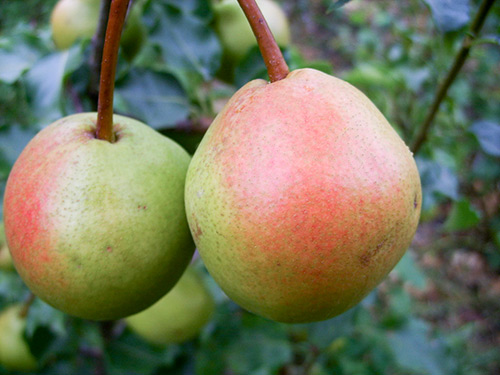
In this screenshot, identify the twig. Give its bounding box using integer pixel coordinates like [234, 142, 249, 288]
[410, 0, 496, 154]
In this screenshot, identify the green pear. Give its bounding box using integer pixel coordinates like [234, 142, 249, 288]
[51, 0, 146, 60]
[0, 305, 38, 372]
[185, 68, 421, 323]
[126, 266, 215, 345]
[0, 223, 14, 271]
[213, 0, 291, 64]
[3, 113, 194, 320]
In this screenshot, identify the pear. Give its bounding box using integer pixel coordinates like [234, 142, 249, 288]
[0, 305, 38, 372]
[0, 223, 15, 271]
[3, 113, 194, 320]
[185, 68, 421, 323]
[51, 0, 146, 60]
[125, 266, 215, 345]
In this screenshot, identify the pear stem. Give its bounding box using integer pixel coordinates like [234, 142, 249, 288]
[95, 0, 131, 142]
[88, 0, 113, 109]
[237, 0, 290, 82]
[19, 293, 36, 319]
[410, 0, 495, 154]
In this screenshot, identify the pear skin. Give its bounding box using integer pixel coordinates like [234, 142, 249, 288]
[185, 68, 421, 323]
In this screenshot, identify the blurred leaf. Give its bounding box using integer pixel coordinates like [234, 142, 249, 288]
[469, 120, 500, 157]
[421, 0, 470, 32]
[344, 63, 403, 90]
[25, 299, 67, 337]
[0, 125, 37, 164]
[24, 48, 83, 128]
[106, 330, 180, 375]
[388, 318, 451, 375]
[234, 47, 268, 88]
[148, 2, 221, 82]
[0, 271, 28, 306]
[225, 316, 293, 375]
[393, 252, 428, 290]
[115, 68, 190, 129]
[417, 157, 459, 209]
[0, 44, 39, 84]
[443, 198, 481, 231]
[327, 0, 352, 12]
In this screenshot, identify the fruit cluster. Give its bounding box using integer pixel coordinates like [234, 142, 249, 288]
[1, 0, 421, 369]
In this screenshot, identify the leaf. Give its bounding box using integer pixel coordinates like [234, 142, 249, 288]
[105, 330, 179, 375]
[24, 52, 70, 128]
[416, 157, 459, 209]
[115, 68, 190, 129]
[0, 45, 38, 84]
[393, 252, 428, 290]
[388, 318, 452, 375]
[0, 125, 37, 165]
[148, 2, 221, 82]
[421, 0, 471, 32]
[469, 120, 500, 157]
[225, 325, 293, 374]
[443, 198, 481, 231]
[327, 0, 352, 12]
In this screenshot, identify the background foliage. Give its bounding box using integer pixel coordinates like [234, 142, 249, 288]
[0, 0, 499, 374]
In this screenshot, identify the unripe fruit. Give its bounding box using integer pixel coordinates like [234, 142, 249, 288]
[0, 223, 14, 271]
[51, 0, 146, 60]
[0, 305, 38, 372]
[3, 113, 194, 320]
[126, 267, 215, 345]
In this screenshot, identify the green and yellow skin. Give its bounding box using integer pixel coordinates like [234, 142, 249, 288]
[126, 267, 215, 345]
[51, 0, 146, 60]
[0, 223, 15, 271]
[0, 305, 38, 372]
[3, 113, 194, 321]
[185, 68, 421, 323]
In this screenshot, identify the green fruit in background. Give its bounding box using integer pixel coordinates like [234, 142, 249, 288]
[3, 113, 194, 321]
[185, 68, 421, 323]
[126, 266, 215, 345]
[0, 305, 38, 372]
[50, 0, 146, 60]
[0, 223, 14, 271]
[213, 0, 291, 65]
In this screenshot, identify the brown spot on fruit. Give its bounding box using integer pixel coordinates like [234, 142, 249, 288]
[360, 239, 387, 267]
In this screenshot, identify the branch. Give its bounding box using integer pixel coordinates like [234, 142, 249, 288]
[410, 0, 496, 154]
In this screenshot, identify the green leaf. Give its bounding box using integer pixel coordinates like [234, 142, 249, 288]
[0, 44, 39, 84]
[393, 252, 428, 290]
[416, 157, 459, 209]
[105, 330, 179, 375]
[225, 321, 293, 374]
[421, 0, 470, 32]
[327, 0, 352, 12]
[443, 198, 481, 231]
[148, 2, 221, 82]
[388, 318, 452, 375]
[469, 120, 500, 157]
[115, 68, 190, 129]
[24, 52, 67, 127]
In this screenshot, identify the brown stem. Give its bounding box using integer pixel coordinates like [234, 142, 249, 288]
[410, 0, 496, 154]
[19, 293, 36, 319]
[88, 0, 113, 109]
[95, 0, 131, 142]
[237, 0, 290, 82]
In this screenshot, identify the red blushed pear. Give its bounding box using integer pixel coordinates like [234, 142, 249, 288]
[3, 113, 194, 320]
[184, 68, 421, 323]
